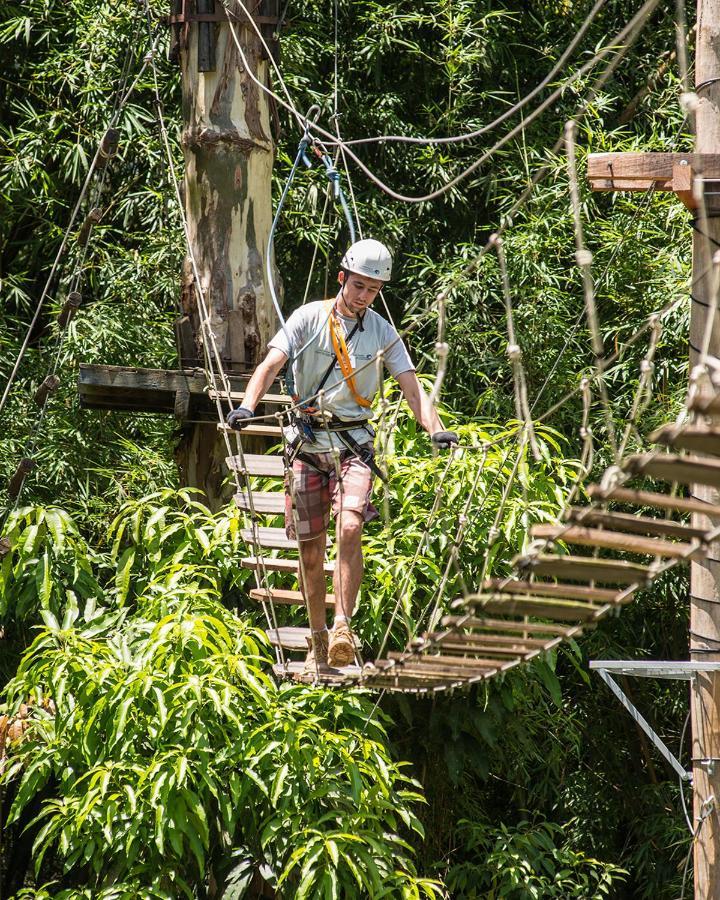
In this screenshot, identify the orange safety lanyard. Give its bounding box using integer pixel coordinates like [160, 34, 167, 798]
[323, 298, 373, 409]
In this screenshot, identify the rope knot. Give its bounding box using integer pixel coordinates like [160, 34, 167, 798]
[640, 359, 654, 375]
[435, 341, 449, 359]
[680, 91, 700, 113]
[506, 343, 522, 362]
[575, 249, 593, 267]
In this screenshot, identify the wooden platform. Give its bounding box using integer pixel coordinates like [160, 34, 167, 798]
[78, 364, 286, 419]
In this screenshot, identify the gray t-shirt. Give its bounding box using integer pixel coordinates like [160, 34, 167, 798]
[268, 300, 415, 451]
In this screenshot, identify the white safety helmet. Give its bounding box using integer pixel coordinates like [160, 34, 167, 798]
[341, 239, 393, 282]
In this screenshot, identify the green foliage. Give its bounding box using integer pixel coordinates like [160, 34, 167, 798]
[0, 0, 700, 896]
[2, 497, 442, 898]
[445, 819, 627, 898]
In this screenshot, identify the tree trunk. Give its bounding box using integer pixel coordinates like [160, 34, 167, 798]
[175, 9, 279, 507]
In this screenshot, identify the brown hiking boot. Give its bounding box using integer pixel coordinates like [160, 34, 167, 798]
[328, 622, 357, 668]
[303, 629, 329, 674]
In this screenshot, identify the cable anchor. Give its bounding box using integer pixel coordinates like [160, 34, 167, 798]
[8, 459, 35, 500]
[34, 375, 61, 407]
[58, 292, 82, 329]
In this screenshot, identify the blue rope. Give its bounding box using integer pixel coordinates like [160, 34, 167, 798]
[263, 107, 359, 407]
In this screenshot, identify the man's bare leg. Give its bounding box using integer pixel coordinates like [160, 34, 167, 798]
[328, 511, 364, 667]
[334, 510, 364, 619]
[299, 531, 329, 632]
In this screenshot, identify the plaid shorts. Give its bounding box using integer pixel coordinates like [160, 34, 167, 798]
[284, 448, 379, 541]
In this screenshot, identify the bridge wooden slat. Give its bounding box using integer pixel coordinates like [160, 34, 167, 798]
[651, 423, 720, 458]
[587, 484, 720, 519]
[380, 661, 499, 680]
[440, 615, 576, 637]
[530, 524, 701, 560]
[234, 491, 286, 514]
[623, 452, 720, 489]
[241, 556, 335, 574]
[518, 554, 650, 585]
[466, 593, 601, 622]
[430, 633, 550, 652]
[483, 578, 617, 603]
[226, 454, 285, 477]
[273, 661, 361, 684]
[565, 508, 708, 541]
[249, 588, 335, 607]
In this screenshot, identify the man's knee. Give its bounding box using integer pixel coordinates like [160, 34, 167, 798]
[337, 511, 364, 545]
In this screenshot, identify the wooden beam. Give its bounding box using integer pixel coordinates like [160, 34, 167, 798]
[587, 152, 720, 195]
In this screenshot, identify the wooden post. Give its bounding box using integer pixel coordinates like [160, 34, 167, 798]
[173, 5, 280, 505]
[690, 2, 720, 895]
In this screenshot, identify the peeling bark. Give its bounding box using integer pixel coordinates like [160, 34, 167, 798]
[176, 19, 278, 507]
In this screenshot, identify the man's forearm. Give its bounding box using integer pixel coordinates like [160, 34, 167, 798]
[397, 371, 444, 434]
[241, 351, 287, 411]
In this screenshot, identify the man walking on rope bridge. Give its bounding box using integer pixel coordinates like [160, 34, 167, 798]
[227, 239, 457, 672]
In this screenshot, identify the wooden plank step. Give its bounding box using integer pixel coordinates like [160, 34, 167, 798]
[530, 524, 701, 560]
[587, 484, 720, 519]
[234, 491, 285, 514]
[517, 553, 650, 585]
[464, 593, 602, 622]
[623, 453, 720, 489]
[440, 615, 576, 637]
[241, 526, 298, 550]
[483, 578, 617, 603]
[249, 588, 335, 607]
[650, 423, 720, 458]
[209, 389, 290, 404]
[219, 422, 283, 437]
[227, 454, 284, 477]
[266, 626, 310, 651]
[241, 526, 331, 550]
[565, 508, 708, 541]
[241, 556, 336, 575]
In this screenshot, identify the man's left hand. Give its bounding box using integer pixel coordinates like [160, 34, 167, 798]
[431, 430, 459, 450]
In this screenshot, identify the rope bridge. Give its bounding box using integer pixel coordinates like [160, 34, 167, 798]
[0, 0, 710, 699]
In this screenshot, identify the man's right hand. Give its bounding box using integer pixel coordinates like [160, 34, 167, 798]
[226, 406, 255, 430]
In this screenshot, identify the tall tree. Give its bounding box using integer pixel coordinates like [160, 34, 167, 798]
[174, 3, 279, 503]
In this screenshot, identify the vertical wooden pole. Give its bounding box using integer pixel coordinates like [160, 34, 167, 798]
[691, 1, 720, 895]
[174, 6, 279, 505]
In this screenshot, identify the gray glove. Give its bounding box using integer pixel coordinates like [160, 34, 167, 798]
[226, 406, 255, 430]
[431, 430, 459, 450]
